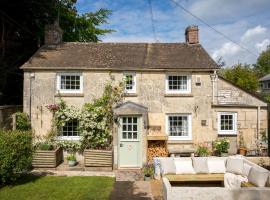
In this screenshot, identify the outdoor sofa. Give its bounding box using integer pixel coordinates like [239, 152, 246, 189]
[153, 156, 270, 200]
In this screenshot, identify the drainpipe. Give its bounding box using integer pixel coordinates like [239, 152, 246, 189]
[257, 106, 261, 150]
[29, 73, 35, 123]
[210, 70, 217, 104]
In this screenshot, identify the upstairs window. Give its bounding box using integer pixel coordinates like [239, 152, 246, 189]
[166, 74, 191, 93]
[218, 112, 237, 135]
[56, 73, 83, 93]
[124, 73, 136, 93]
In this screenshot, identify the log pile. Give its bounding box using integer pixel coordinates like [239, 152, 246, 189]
[147, 141, 168, 163]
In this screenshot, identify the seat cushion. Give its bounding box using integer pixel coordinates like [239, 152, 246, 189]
[226, 158, 244, 175]
[174, 157, 195, 174]
[208, 158, 226, 173]
[160, 157, 176, 175]
[192, 157, 209, 174]
[248, 166, 269, 187]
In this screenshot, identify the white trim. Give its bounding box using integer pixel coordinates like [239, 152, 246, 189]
[165, 74, 191, 94]
[123, 72, 136, 93]
[57, 136, 81, 141]
[56, 72, 83, 94]
[166, 113, 192, 140]
[217, 112, 237, 135]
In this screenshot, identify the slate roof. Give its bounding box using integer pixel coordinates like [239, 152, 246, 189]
[21, 42, 218, 70]
[259, 74, 270, 82]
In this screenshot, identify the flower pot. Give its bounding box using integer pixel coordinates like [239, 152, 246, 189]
[68, 160, 76, 167]
[239, 148, 247, 156]
[221, 152, 228, 157]
[144, 175, 151, 181]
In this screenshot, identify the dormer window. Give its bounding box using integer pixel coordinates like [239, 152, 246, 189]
[166, 74, 191, 94]
[56, 73, 83, 93]
[124, 73, 136, 93]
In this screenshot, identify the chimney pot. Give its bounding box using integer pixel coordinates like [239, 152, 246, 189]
[44, 21, 63, 46]
[185, 25, 199, 44]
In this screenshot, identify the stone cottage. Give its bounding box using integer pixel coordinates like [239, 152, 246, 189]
[21, 24, 268, 169]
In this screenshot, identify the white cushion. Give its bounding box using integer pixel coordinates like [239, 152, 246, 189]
[160, 158, 176, 175]
[226, 158, 244, 175]
[208, 158, 226, 173]
[248, 167, 269, 187]
[243, 163, 252, 177]
[192, 157, 209, 174]
[174, 158, 195, 174]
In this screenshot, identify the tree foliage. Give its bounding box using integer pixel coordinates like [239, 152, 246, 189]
[221, 63, 259, 92]
[0, 0, 113, 105]
[255, 46, 270, 76]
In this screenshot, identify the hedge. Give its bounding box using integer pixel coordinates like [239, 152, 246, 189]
[0, 130, 33, 185]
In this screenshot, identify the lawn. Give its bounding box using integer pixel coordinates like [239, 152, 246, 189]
[0, 175, 115, 200]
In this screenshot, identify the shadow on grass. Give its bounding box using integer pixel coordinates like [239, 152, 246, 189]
[109, 181, 152, 200]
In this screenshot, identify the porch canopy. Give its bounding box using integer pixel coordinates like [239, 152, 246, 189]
[114, 101, 148, 128]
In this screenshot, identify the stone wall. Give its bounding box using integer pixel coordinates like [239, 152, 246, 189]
[0, 105, 22, 130]
[23, 70, 268, 165]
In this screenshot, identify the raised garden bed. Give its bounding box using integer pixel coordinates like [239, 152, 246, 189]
[84, 149, 113, 169]
[32, 147, 63, 168]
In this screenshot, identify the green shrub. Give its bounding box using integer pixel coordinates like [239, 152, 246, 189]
[196, 144, 209, 157]
[15, 112, 31, 131]
[38, 143, 54, 150]
[66, 154, 76, 161]
[0, 130, 33, 185]
[213, 138, 230, 155]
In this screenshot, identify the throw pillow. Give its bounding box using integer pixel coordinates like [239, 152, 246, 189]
[208, 158, 226, 173]
[243, 163, 252, 177]
[174, 157, 195, 174]
[192, 157, 209, 174]
[226, 158, 244, 175]
[248, 167, 269, 187]
[160, 158, 176, 175]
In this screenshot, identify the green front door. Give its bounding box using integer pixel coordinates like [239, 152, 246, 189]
[118, 116, 142, 168]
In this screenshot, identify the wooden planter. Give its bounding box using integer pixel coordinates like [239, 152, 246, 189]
[84, 149, 113, 168]
[32, 147, 63, 168]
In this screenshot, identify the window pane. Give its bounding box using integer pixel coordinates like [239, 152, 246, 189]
[61, 120, 79, 137]
[168, 115, 189, 137]
[168, 76, 188, 91]
[60, 75, 81, 91]
[121, 117, 138, 140]
[220, 114, 234, 131]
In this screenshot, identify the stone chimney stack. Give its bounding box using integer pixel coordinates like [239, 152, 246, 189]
[44, 21, 63, 46]
[185, 25, 199, 44]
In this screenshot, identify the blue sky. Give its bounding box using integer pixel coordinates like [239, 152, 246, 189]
[76, 0, 270, 66]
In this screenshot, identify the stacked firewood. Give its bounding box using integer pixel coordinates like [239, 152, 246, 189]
[147, 141, 168, 163]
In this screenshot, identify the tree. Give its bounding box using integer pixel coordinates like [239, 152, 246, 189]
[221, 63, 259, 92]
[255, 45, 270, 76]
[0, 0, 113, 105]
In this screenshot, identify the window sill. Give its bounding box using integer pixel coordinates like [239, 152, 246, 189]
[123, 93, 138, 97]
[55, 93, 84, 97]
[164, 94, 193, 97]
[218, 133, 237, 137]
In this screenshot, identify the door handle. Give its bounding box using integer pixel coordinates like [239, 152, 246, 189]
[120, 143, 123, 147]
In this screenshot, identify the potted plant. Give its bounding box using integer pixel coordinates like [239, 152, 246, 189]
[143, 164, 154, 181]
[196, 143, 209, 157]
[32, 142, 63, 168]
[66, 154, 76, 167]
[213, 138, 230, 157]
[239, 132, 247, 156]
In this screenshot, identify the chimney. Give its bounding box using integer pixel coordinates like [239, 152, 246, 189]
[185, 25, 199, 44]
[44, 21, 63, 46]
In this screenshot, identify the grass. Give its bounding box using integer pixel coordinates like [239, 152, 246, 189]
[0, 175, 115, 200]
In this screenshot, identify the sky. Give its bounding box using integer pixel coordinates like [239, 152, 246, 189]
[76, 0, 270, 66]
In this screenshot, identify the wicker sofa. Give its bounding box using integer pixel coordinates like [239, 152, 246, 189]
[153, 156, 270, 200]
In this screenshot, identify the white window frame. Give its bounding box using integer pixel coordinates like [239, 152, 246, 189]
[120, 116, 139, 142]
[57, 120, 80, 141]
[166, 114, 192, 140]
[56, 73, 83, 94]
[218, 112, 237, 135]
[123, 72, 136, 93]
[166, 74, 191, 94]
